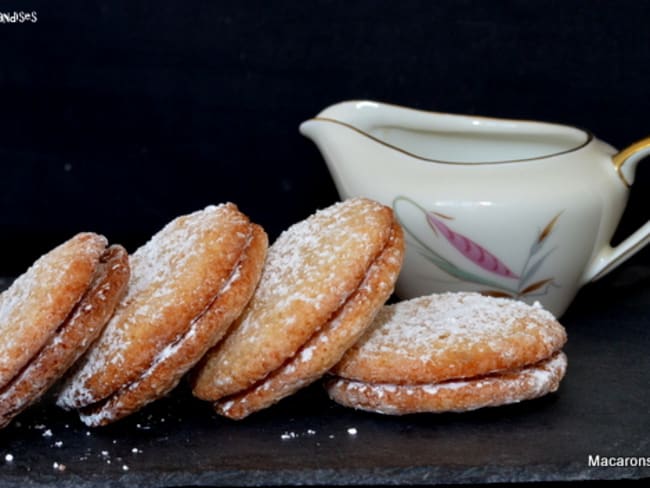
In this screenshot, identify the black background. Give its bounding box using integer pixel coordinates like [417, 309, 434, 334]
[1, 0, 649, 275]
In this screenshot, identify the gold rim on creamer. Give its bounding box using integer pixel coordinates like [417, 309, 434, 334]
[312, 104, 594, 165]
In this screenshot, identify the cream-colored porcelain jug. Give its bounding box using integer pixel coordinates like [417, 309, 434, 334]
[300, 100, 650, 316]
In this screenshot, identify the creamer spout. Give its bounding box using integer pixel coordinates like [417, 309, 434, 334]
[299, 114, 375, 201]
[299, 118, 327, 143]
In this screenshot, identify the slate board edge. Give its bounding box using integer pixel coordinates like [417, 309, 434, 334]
[1, 463, 648, 487]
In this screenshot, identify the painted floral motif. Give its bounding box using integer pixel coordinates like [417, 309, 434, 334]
[425, 212, 520, 279]
[393, 196, 562, 299]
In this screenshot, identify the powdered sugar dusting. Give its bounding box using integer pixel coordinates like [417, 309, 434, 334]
[58, 204, 249, 409]
[357, 292, 560, 357]
[335, 292, 566, 385]
[242, 198, 390, 315]
[77, 224, 263, 426]
[0, 233, 106, 388]
[198, 198, 393, 398]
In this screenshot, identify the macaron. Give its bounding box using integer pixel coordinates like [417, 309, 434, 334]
[0, 233, 129, 428]
[57, 204, 267, 426]
[326, 292, 568, 414]
[191, 197, 404, 419]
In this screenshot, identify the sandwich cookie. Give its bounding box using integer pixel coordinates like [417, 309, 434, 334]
[57, 204, 267, 426]
[191, 198, 404, 419]
[326, 292, 567, 414]
[0, 233, 129, 428]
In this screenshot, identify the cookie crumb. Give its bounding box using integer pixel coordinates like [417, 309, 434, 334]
[280, 431, 297, 440]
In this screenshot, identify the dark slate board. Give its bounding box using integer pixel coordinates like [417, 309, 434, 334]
[1, 265, 649, 487]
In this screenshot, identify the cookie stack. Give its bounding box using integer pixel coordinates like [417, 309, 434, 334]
[0, 197, 568, 428]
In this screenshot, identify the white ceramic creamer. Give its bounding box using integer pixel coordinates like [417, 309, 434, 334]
[300, 100, 650, 316]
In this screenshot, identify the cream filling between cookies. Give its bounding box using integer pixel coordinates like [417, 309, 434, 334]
[0, 294, 91, 418]
[0, 248, 121, 425]
[215, 227, 397, 414]
[77, 231, 253, 426]
[329, 351, 567, 414]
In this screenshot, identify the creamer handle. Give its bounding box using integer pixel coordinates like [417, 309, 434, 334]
[583, 137, 650, 282]
[612, 136, 650, 186]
